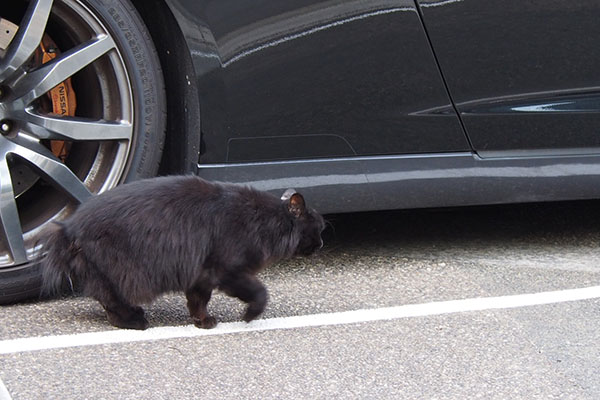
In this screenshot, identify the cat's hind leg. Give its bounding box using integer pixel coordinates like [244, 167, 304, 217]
[219, 273, 268, 323]
[186, 282, 217, 329]
[86, 279, 149, 330]
[104, 304, 149, 330]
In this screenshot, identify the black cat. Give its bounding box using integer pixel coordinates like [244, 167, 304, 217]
[39, 175, 325, 330]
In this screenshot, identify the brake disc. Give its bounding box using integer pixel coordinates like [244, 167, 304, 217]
[0, 18, 18, 53]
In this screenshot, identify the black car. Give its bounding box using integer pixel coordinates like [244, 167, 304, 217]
[1, 0, 600, 303]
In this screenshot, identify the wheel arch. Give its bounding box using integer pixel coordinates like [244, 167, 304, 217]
[130, 0, 201, 175]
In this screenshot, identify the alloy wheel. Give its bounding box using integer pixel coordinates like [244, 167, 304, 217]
[0, 0, 136, 269]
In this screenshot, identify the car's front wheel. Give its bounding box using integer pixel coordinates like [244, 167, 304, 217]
[0, 0, 166, 303]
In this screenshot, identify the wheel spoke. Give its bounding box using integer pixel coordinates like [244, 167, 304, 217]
[24, 112, 133, 141]
[7, 135, 91, 203]
[0, 158, 27, 264]
[0, 0, 54, 81]
[15, 34, 116, 104]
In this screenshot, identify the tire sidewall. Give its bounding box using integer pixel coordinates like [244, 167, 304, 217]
[84, 0, 166, 182]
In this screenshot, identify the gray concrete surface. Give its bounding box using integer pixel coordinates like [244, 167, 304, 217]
[1, 200, 599, 399]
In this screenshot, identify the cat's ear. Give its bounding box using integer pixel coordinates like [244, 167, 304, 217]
[288, 193, 306, 218]
[282, 189, 305, 218]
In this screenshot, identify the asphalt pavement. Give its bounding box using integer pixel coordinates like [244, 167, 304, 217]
[1, 200, 599, 399]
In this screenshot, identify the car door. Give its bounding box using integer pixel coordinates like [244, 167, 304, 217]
[169, 0, 470, 163]
[417, 0, 600, 156]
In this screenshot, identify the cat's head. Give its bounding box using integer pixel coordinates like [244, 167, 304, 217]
[281, 189, 325, 256]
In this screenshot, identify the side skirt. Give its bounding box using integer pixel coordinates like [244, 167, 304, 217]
[198, 152, 600, 213]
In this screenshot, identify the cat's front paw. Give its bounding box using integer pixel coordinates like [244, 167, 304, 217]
[242, 290, 267, 323]
[243, 306, 263, 323]
[193, 316, 217, 329]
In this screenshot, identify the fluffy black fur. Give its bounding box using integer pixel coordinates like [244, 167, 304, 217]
[39, 175, 325, 330]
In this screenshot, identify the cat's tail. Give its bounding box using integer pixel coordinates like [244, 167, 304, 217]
[37, 222, 80, 296]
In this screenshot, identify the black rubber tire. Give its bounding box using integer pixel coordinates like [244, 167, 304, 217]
[0, 0, 166, 304]
[0, 264, 43, 304]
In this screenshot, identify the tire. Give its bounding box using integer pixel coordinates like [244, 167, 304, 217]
[0, 0, 166, 303]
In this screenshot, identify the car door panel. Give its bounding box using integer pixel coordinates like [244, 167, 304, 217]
[166, 0, 470, 163]
[417, 0, 600, 154]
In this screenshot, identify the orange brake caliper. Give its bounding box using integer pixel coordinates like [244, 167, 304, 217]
[39, 37, 77, 161]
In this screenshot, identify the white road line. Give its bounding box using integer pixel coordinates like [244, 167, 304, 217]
[2, 285, 600, 355]
[0, 377, 12, 400]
